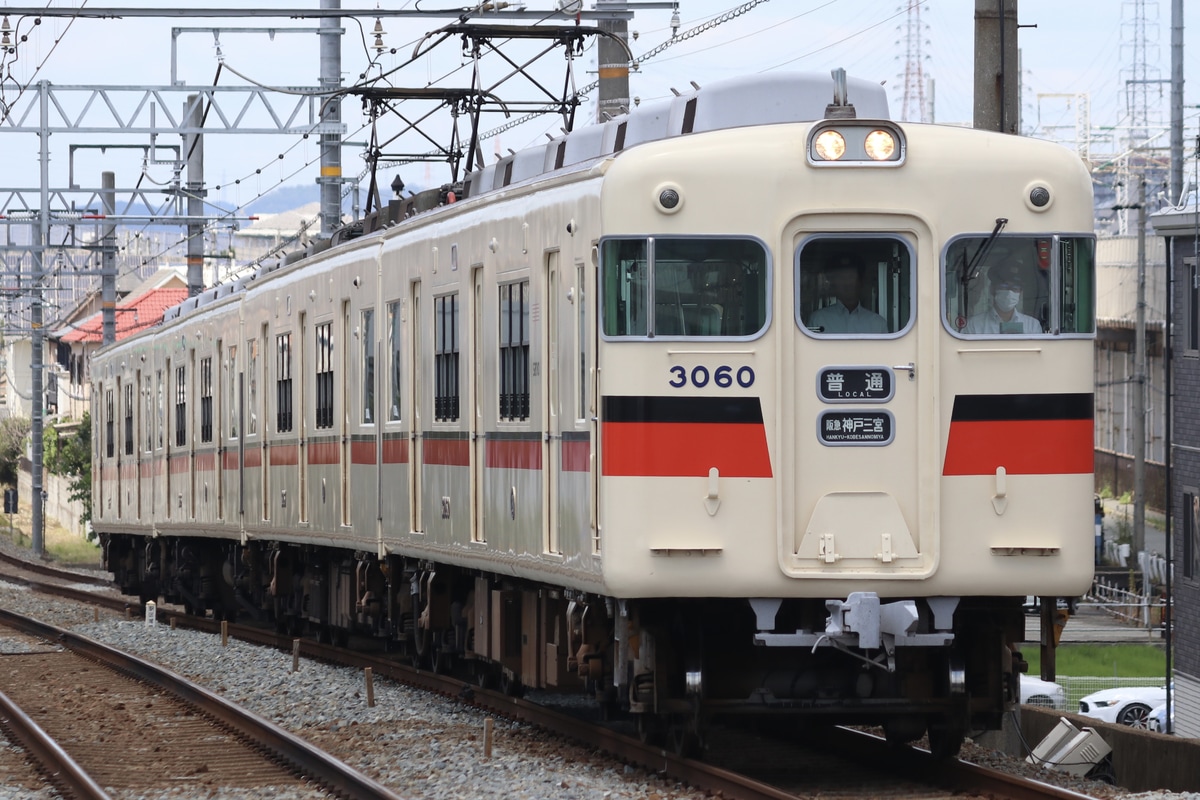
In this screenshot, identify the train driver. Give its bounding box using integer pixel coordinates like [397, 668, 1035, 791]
[964, 262, 1043, 335]
[807, 253, 889, 334]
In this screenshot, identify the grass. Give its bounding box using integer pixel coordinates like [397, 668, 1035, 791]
[0, 498, 101, 566]
[1024, 644, 1166, 678]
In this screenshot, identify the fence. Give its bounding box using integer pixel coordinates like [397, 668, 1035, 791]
[1055, 676, 1167, 712]
[1103, 540, 1171, 585]
[1087, 575, 1170, 629]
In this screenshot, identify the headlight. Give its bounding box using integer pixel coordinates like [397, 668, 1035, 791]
[807, 121, 904, 166]
[864, 129, 896, 160]
[1093, 700, 1112, 707]
[813, 130, 846, 161]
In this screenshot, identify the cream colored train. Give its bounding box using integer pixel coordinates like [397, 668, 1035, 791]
[92, 70, 1096, 756]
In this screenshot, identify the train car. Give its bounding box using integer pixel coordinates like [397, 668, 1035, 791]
[92, 70, 1096, 757]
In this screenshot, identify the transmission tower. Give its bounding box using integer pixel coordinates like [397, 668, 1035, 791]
[1114, 0, 1167, 235]
[897, 0, 930, 123]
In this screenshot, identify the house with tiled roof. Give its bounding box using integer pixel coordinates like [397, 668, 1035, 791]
[34, 269, 188, 421]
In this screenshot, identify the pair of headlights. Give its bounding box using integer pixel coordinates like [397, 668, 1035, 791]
[812, 127, 899, 162]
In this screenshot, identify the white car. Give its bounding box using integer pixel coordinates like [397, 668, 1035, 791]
[1078, 686, 1167, 728]
[1149, 702, 1172, 733]
[1019, 674, 1066, 709]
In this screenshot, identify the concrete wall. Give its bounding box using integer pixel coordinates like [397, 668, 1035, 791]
[1095, 449, 1166, 513]
[16, 458, 88, 538]
[1020, 706, 1197, 792]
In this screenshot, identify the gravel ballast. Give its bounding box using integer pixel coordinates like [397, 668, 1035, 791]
[0, 553, 1196, 800]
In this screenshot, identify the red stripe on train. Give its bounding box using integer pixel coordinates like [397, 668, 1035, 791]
[425, 439, 470, 467]
[601, 421, 773, 478]
[382, 438, 408, 464]
[351, 441, 376, 465]
[942, 419, 1093, 475]
[562, 440, 589, 473]
[487, 439, 541, 470]
[309, 442, 339, 465]
[270, 445, 299, 466]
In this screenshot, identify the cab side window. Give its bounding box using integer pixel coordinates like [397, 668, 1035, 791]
[944, 235, 1095, 337]
[601, 237, 769, 338]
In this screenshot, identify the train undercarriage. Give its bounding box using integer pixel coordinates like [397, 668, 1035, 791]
[102, 532, 1027, 758]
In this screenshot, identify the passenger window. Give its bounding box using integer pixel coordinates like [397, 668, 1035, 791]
[944, 235, 1094, 336]
[798, 237, 911, 336]
[601, 237, 769, 338]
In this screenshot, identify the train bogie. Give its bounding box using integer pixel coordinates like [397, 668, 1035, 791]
[92, 71, 1095, 753]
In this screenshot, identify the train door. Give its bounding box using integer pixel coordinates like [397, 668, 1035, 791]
[341, 302, 351, 527]
[260, 325, 270, 524]
[136, 369, 143, 520]
[471, 266, 486, 542]
[298, 314, 308, 523]
[544, 252, 561, 554]
[790, 229, 931, 574]
[189, 349, 196, 520]
[410, 283, 424, 534]
[215, 344, 223, 520]
[114, 377, 122, 519]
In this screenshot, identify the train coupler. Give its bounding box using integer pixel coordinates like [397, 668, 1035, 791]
[751, 593, 957, 672]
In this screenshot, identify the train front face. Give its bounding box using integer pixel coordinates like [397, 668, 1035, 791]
[595, 119, 1095, 739]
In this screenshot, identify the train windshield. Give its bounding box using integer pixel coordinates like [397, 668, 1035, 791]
[944, 235, 1095, 337]
[796, 236, 913, 336]
[600, 237, 769, 338]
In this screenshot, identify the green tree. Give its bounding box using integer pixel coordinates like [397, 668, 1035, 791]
[0, 416, 31, 487]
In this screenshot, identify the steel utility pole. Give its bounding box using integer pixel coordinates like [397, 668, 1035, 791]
[1169, 0, 1183, 203]
[1133, 176, 1147, 573]
[101, 172, 117, 345]
[30, 81, 48, 557]
[185, 95, 205, 296]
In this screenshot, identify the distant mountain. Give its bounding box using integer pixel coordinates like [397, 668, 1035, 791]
[116, 177, 435, 222]
[241, 185, 321, 214]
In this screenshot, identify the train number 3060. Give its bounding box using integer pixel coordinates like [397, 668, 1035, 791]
[668, 365, 756, 389]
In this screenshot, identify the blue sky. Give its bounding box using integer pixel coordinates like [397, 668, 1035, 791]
[0, 1, 1196, 208]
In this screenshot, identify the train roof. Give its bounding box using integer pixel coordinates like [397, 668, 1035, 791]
[465, 71, 889, 197]
[158, 70, 889, 325]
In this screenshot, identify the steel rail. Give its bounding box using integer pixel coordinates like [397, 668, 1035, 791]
[0, 686, 112, 800]
[819, 726, 1098, 800]
[0, 607, 408, 800]
[0, 548, 111, 586]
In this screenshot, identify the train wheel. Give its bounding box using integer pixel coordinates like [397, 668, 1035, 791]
[431, 645, 453, 675]
[668, 720, 703, 758]
[500, 671, 524, 698]
[412, 626, 432, 669]
[474, 664, 497, 690]
[883, 716, 926, 748]
[636, 714, 664, 746]
[926, 722, 964, 759]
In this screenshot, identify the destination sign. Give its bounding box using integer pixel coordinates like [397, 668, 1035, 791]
[817, 410, 894, 446]
[817, 366, 893, 403]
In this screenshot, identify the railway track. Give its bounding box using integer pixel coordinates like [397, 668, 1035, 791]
[0, 607, 402, 799]
[0, 551, 1107, 800]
